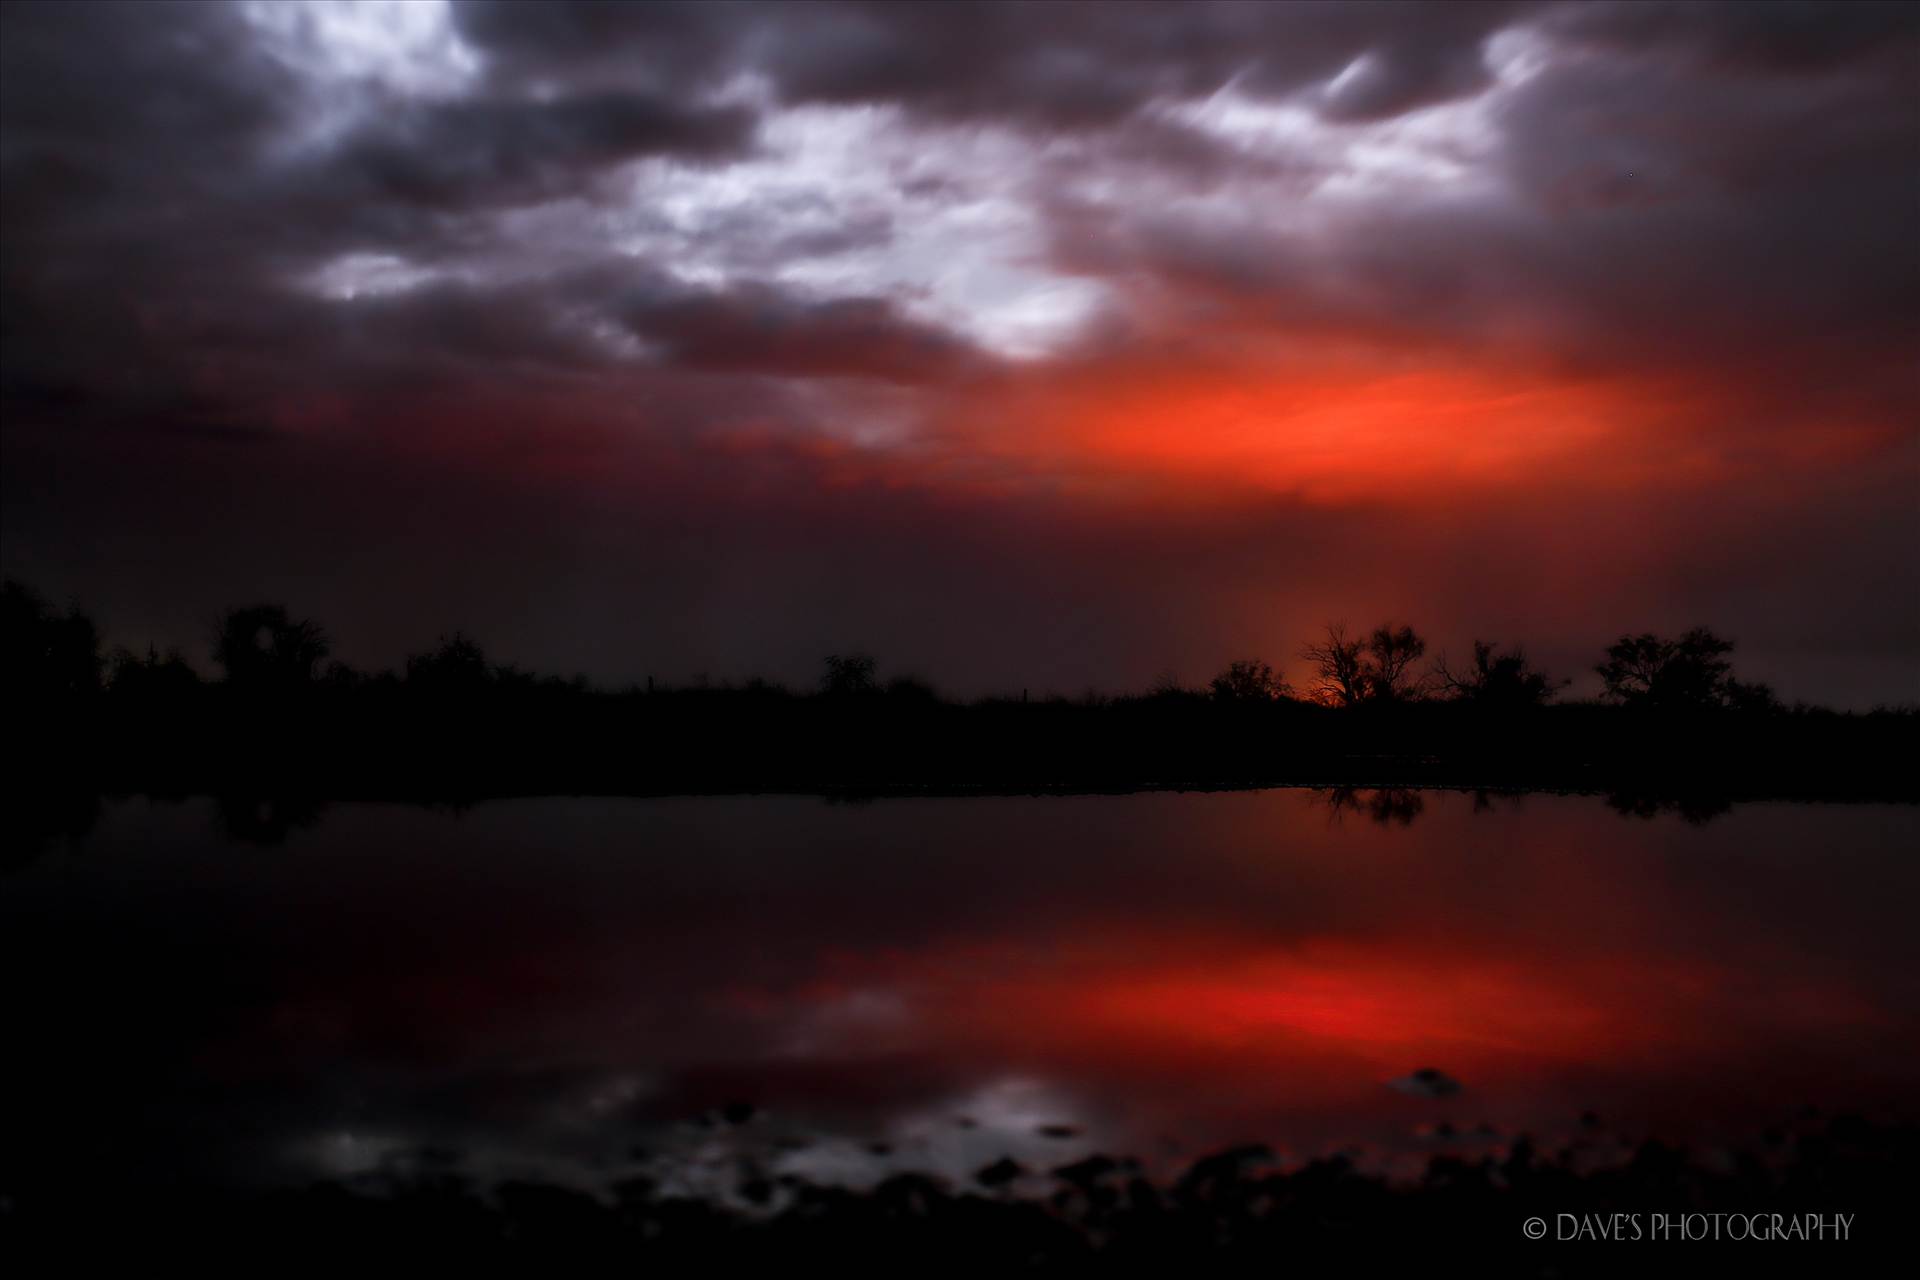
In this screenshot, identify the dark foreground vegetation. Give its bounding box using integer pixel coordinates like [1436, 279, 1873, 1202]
[4, 580, 1913, 807]
[4, 1114, 1904, 1276]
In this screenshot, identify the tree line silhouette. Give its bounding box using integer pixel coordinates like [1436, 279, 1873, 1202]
[3, 578, 1912, 803]
[0, 581, 1834, 712]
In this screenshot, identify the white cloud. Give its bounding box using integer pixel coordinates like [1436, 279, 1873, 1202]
[613, 105, 1110, 359]
[301, 250, 459, 300]
[241, 0, 479, 153]
[242, 0, 478, 98]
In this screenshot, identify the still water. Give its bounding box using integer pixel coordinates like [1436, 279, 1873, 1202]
[6, 790, 1917, 1201]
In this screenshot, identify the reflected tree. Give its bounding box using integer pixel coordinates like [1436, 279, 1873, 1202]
[1320, 786, 1426, 826]
[1604, 792, 1733, 825]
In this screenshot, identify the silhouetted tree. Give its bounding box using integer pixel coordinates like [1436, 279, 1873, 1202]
[1597, 628, 1775, 711]
[213, 604, 330, 690]
[406, 632, 494, 692]
[1209, 659, 1288, 703]
[821, 653, 878, 696]
[1365, 624, 1428, 702]
[107, 645, 201, 702]
[1301, 622, 1428, 705]
[1301, 624, 1366, 706]
[1434, 641, 1565, 709]
[2, 579, 101, 704]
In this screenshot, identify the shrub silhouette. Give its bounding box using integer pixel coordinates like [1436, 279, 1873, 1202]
[1434, 641, 1565, 709]
[1145, 670, 1199, 701]
[406, 633, 495, 693]
[107, 645, 201, 703]
[821, 653, 878, 696]
[1597, 628, 1777, 711]
[1208, 659, 1288, 703]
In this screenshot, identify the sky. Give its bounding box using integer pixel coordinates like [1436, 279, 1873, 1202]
[2, 0, 1915, 704]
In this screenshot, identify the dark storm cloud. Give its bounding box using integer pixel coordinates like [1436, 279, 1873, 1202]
[0, 0, 960, 434]
[18, 0, 1905, 424]
[619, 283, 983, 384]
[319, 90, 756, 212]
[1488, 25, 1920, 396]
[1551, 0, 1919, 74]
[1, 1, 291, 390]
[0, 1, 288, 183]
[2, 0, 1916, 702]
[456, 0, 1535, 126]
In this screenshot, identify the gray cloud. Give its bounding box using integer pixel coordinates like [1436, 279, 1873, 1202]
[1550, 0, 1918, 75]
[618, 281, 985, 384]
[321, 91, 758, 212]
[457, 0, 1534, 126]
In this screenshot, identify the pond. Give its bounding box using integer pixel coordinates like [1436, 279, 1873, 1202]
[6, 790, 1917, 1204]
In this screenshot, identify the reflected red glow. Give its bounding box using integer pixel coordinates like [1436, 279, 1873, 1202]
[23, 792, 1916, 1182]
[738, 921, 1900, 1155]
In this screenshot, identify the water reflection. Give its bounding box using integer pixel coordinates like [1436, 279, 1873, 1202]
[4, 790, 1915, 1203]
[1317, 786, 1426, 825]
[0, 784, 1746, 866]
[1603, 791, 1735, 824]
[1313, 786, 1733, 827]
